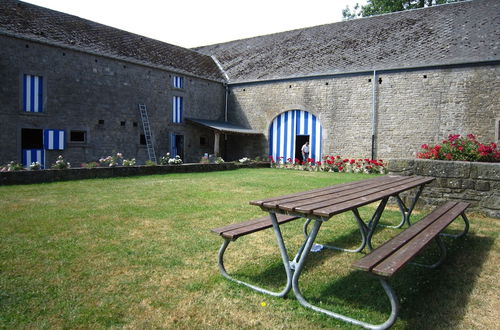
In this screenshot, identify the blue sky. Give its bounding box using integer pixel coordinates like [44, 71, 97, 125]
[23, 0, 366, 48]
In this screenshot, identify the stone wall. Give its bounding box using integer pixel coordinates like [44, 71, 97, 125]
[228, 64, 499, 160]
[0, 162, 269, 186]
[0, 35, 226, 165]
[387, 159, 499, 218]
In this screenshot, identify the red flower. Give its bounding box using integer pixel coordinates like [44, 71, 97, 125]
[421, 144, 429, 150]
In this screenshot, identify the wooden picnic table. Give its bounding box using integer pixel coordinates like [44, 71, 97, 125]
[248, 174, 435, 329]
[250, 175, 435, 252]
[214, 175, 475, 329]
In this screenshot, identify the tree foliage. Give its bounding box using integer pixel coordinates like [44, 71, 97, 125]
[342, 0, 466, 19]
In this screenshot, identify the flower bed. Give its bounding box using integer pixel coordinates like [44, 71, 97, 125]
[417, 134, 499, 162]
[269, 155, 386, 174]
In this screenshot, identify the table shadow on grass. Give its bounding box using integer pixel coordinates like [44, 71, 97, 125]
[298, 234, 492, 328]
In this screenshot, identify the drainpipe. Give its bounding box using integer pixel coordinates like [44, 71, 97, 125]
[371, 70, 377, 160]
[224, 83, 228, 122]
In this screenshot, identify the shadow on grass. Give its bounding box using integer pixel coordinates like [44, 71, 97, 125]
[299, 234, 493, 328]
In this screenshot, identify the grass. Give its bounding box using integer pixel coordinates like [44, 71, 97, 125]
[0, 168, 498, 329]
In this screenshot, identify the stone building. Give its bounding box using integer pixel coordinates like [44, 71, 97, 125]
[0, 0, 498, 167]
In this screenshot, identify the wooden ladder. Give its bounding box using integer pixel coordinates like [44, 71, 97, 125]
[138, 104, 157, 163]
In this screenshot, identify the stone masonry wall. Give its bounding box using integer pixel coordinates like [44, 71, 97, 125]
[0, 35, 226, 165]
[387, 159, 499, 218]
[228, 65, 499, 160]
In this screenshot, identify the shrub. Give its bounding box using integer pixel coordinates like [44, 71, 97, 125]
[51, 155, 71, 169]
[122, 158, 136, 166]
[417, 134, 499, 162]
[0, 161, 25, 172]
[99, 153, 123, 167]
[29, 162, 41, 170]
[82, 162, 99, 169]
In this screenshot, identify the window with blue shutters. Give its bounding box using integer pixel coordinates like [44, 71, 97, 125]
[23, 74, 44, 112]
[172, 96, 183, 123]
[43, 129, 65, 150]
[173, 76, 184, 89]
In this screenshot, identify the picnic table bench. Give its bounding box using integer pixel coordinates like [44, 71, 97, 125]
[211, 175, 471, 329]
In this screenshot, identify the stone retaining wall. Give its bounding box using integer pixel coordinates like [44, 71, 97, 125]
[387, 159, 499, 218]
[0, 162, 268, 186]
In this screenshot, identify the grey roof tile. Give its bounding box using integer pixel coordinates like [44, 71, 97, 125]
[0, 0, 225, 81]
[195, 0, 500, 83]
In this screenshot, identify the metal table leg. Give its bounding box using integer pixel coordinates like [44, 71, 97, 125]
[381, 185, 425, 229]
[292, 219, 399, 329]
[304, 197, 389, 253]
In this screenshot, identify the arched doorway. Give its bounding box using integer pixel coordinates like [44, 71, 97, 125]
[269, 110, 322, 163]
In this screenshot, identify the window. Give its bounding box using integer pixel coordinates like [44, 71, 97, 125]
[140, 134, 146, 145]
[172, 96, 183, 123]
[173, 76, 184, 89]
[43, 129, 65, 150]
[70, 130, 86, 143]
[23, 74, 44, 112]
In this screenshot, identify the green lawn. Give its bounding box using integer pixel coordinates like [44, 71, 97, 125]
[0, 169, 498, 329]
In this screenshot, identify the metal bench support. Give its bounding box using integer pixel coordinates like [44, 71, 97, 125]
[216, 213, 294, 297]
[293, 219, 399, 330]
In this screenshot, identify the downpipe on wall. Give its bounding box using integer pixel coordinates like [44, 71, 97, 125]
[371, 70, 377, 160]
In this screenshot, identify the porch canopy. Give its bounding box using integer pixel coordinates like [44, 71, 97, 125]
[185, 118, 262, 156]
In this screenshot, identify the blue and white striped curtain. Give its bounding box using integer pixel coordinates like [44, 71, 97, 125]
[173, 76, 183, 89]
[269, 110, 322, 163]
[172, 96, 183, 123]
[44, 129, 65, 150]
[23, 74, 44, 112]
[22, 149, 45, 169]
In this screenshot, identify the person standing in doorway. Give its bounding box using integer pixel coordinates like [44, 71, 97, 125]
[301, 141, 310, 162]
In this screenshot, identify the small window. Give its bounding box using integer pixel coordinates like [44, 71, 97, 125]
[98, 119, 104, 125]
[173, 76, 184, 89]
[140, 134, 146, 145]
[172, 96, 183, 123]
[120, 121, 126, 127]
[133, 122, 138, 127]
[200, 136, 207, 146]
[70, 130, 86, 142]
[23, 74, 44, 112]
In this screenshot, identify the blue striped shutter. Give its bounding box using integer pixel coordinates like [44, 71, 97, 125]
[172, 96, 183, 123]
[23, 74, 44, 112]
[269, 110, 322, 163]
[173, 76, 183, 89]
[22, 149, 45, 169]
[43, 129, 65, 150]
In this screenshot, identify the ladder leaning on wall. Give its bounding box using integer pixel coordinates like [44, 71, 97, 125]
[138, 104, 157, 163]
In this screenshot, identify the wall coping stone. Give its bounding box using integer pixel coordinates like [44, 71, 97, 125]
[0, 162, 269, 186]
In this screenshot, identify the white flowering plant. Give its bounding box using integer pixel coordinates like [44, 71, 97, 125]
[99, 152, 123, 167]
[168, 155, 183, 165]
[51, 155, 71, 169]
[0, 161, 24, 172]
[29, 162, 41, 170]
[122, 158, 136, 167]
[239, 157, 251, 163]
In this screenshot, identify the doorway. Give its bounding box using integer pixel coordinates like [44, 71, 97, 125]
[170, 134, 184, 160]
[295, 135, 310, 162]
[21, 128, 44, 168]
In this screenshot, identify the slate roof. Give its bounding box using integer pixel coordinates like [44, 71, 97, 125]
[195, 0, 500, 83]
[0, 0, 225, 82]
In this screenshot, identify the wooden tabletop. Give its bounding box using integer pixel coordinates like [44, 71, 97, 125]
[250, 175, 435, 220]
